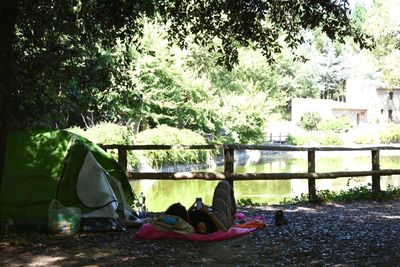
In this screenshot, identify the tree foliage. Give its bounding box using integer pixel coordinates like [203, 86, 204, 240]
[12, 1, 153, 128]
[161, 0, 368, 68]
[3, 0, 372, 141]
[135, 125, 209, 168]
[299, 112, 321, 131]
[350, 0, 400, 87]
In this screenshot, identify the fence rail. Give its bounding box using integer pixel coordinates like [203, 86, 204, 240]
[100, 144, 400, 203]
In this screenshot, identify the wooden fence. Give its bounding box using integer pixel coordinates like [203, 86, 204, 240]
[100, 144, 400, 203]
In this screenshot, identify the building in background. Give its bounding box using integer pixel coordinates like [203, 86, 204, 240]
[291, 79, 400, 125]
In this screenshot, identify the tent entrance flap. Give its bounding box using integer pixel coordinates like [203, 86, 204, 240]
[76, 152, 135, 220]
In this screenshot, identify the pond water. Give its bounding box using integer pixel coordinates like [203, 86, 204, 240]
[130, 150, 400, 212]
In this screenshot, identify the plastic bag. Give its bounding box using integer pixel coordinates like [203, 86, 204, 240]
[48, 199, 81, 236]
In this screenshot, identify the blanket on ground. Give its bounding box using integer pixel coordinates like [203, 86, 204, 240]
[135, 212, 266, 242]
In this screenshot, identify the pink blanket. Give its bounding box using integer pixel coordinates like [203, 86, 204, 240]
[135, 213, 266, 242]
[136, 223, 257, 241]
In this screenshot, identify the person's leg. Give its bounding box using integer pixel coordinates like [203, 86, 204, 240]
[211, 180, 236, 228]
[229, 181, 237, 216]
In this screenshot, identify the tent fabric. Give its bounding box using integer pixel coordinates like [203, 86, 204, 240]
[81, 202, 119, 219]
[107, 174, 136, 220]
[2, 130, 70, 221]
[0, 129, 135, 230]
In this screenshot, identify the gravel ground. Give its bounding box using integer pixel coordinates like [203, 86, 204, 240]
[1, 200, 400, 266]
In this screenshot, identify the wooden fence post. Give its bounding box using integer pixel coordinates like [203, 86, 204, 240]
[371, 149, 381, 192]
[308, 150, 317, 203]
[118, 148, 128, 172]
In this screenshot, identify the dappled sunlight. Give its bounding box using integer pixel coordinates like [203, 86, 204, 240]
[288, 206, 318, 213]
[4, 0, 400, 264]
[2, 130, 71, 222]
[90, 248, 119, 259]
[3, 199, 400, 266]
[28, 256, 67, 267]
[24, 247, 121, 267]
[368, 210, 400, 219]
[327, 203, 346, 208]
[382, 215, 400, 220]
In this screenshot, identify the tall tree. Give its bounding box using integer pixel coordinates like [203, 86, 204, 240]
[368, 0, 400, 88]
[352, 0, 400, 87]
[0, 0, 17, 197]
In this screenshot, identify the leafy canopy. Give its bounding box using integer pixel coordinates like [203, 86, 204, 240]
[9, 0, 371, 137]
[17, 0, 366, 69]
[161, 0, 368, 68]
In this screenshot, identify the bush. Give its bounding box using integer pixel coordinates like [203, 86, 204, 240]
[69, 123, 132, 144]
[285, 134, 297, 145]
[299, 112, 321, 131]
[135, 125, 210, 169]
[318, 132, 343, 145]
[379, 124, 400, 144]
[237, 198, 268, 206]
[353, 133, 380, 145]
[68, 123, 140, 170]
[287, 131, 343, 146]
[286, 133, 314, 145]
[317, 117, 353, 133]
[351, 125, 381, 145]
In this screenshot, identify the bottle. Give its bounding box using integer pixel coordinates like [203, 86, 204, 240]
[196, 197, 203, 210]
[138, 192, 147, 218]
[138, 192, 146, 206]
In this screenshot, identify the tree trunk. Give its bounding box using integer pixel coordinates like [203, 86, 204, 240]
[0, 1, 17, 184]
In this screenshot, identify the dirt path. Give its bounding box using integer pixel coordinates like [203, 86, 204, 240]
[2, 200, 400, 266]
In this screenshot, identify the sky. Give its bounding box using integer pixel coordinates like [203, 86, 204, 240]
[349, 0, 374, 10]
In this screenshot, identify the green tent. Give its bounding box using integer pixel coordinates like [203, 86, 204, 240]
[0, 129, 136, 231]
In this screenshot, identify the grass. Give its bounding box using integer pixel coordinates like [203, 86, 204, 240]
[237, 198, 269, 207]
[237, 184, 400, 207]
[282, 184, 400, 205]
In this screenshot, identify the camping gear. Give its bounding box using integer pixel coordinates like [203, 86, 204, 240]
[153, 214, 195, 235]
[0, 129, 136, 232]
[137, 192, 147, 218]
[274, 210, 288, 226]
[48, 199, 81, 236]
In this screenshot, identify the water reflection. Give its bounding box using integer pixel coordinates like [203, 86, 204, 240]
[130, 151, 400, 212]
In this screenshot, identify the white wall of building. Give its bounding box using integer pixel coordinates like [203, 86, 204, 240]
[346, 79, 400, 123]
[376, 88, 400, 123]
[291, 98, 337, 124]
[291, 79, 400, 125]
